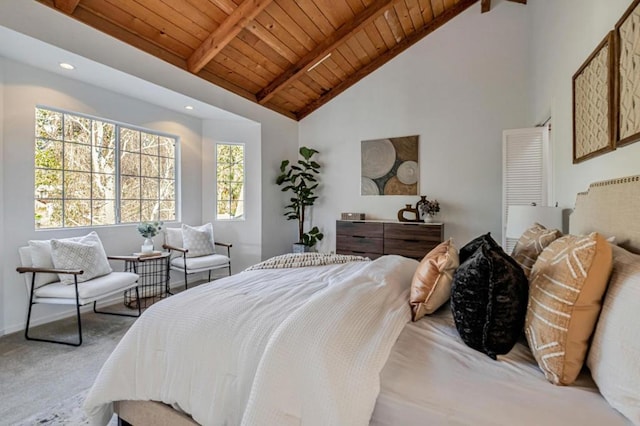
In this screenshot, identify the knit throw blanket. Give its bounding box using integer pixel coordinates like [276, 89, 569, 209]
[245, 252, 370, 271]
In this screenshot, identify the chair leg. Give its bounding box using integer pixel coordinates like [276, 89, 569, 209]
[208, 270, 212, 282]
[184, 268, 189, 290]
[93, 287, 142, 318]
[24, 273, 82, 347]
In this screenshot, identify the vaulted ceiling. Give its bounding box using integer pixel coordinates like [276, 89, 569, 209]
[38, 0, 526, 120]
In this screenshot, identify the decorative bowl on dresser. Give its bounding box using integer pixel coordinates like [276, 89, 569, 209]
[335, 220, 444, 260]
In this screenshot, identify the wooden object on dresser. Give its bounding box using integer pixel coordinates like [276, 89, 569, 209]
[336, 220, 444, 260]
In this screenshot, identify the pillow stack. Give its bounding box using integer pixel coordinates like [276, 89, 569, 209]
[28, 231, 112, 285]
[450, 233, 528, 359]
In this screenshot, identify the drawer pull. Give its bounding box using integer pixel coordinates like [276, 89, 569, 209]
[352, 235, 366, 239]
[404, 239, 419, 243]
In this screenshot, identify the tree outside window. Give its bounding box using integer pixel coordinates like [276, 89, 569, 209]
[34, 107, 177, 228]
[216, 143, 244, 220]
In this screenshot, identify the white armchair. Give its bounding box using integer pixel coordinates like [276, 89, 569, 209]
[163, 224, 232, 290]
[16, 232, 140, 346]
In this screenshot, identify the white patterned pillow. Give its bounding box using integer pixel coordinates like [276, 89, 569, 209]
[164, 227, 184, 250]
[182, 223, 215, 258]
[50, 238, 112, 285]
[28, 231, 107, 287]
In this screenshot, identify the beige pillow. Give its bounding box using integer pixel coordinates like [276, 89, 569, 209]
[410, 239, 459, 321]
[586, 245, 640, 422]
[525, 233, 612, 385]
[511, 223, 562, 278]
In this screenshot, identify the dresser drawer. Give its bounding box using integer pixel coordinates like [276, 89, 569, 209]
[383, 238, 439, 259]
[336, 235, 383, 254]
[336, 221, 383, 238]
[383, 223, 443, 242]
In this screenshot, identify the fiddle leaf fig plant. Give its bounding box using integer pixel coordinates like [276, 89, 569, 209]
[276, 147, 324, 248]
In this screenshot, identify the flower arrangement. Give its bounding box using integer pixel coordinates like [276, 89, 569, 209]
[137, 221, 163, 238]
[419, 198, 440, 217]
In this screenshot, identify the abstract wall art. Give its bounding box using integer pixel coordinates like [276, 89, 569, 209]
[361, 135, 419, 196]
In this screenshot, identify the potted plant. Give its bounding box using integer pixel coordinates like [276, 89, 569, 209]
[137, 221, 163, 253]
[417, 197, 440, 223]
[276, 146, 324, 252]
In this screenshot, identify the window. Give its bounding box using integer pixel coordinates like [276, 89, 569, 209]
[216, 143, 244, 220]
[34, 107, 177, 229]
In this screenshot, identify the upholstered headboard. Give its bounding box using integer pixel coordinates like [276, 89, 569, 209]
[570, 175, 640, 253]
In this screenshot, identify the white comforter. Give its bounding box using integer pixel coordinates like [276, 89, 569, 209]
[84, 255, 417, 426]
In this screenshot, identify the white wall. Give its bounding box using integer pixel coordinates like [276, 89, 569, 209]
[0, 59, 204, 334]
[0, 59, 5, 333]
[0, 1, 299, 260]
[202, 119, 262, 272]
[299, 2, 531, 251]
[529, 0, 640, 207]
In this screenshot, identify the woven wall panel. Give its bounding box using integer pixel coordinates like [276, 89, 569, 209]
[574, 40, 611, 160]
[618, 3, 640, 142]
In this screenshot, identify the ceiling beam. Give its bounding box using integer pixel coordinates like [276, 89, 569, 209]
[296, 0, 479, 120]
[53, 0, 80, 14]
[187, 0, 274, 74]
[256, 0, 394, 105]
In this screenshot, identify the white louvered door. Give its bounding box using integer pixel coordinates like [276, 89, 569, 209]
[502, 125, 552, 251]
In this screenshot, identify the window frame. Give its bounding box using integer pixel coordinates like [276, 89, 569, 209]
[215, 142, 245, 221]
[34, 105, 180, 230]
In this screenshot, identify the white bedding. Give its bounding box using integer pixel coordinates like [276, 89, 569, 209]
[372, 307, 629, 426]
[84, 255, 417, 426]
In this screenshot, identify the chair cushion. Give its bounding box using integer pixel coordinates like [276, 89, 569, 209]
[525, 233, 612, 385]
[164, 227, 184, 250]
[50, 238, 112, 285]
[586, 245, 640, 422]
[171, 254, 229, 271]
[182, 223, 215, 258]
[410, 239, 459, 321]
[28, 231, 108, 288]
[511, 223, 562, 278]
[34, 272, 138, 301]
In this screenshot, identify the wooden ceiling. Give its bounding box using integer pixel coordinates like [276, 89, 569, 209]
[39, 0, 526, 120]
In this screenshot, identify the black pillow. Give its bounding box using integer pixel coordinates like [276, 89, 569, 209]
[458, 232, 499, 264]
[450, 240, 528, 359]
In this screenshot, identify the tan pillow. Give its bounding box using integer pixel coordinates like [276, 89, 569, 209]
[525, 233, 612, 385]
[511, 223, 562, 278]
[410, 239, 459, 321]
[586, 245, 640, 422]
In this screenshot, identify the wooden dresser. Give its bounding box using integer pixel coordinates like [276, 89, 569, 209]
[336, 220, 444, 260]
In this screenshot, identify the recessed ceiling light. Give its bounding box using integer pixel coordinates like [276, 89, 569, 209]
[59, 62, 75, 70]
[184, 105, 194, 110]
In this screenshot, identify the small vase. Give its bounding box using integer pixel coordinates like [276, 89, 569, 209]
[423, 214, 435, 223]
[141, 237, 154, 254]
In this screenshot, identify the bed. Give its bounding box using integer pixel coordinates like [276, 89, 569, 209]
[84, 176, 640, 426]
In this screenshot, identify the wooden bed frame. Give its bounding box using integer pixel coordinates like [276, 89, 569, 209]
[114, 174, 640, 426]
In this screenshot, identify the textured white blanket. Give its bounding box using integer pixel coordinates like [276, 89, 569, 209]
[84, 255, 417, 426]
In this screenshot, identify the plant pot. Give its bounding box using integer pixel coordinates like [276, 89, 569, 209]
[292, 243, 313, 253]
[141, 237, 154, 254]
[423, 214, 435, 223]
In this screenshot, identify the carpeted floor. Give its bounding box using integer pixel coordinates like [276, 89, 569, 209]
[0, 304, 138, 426]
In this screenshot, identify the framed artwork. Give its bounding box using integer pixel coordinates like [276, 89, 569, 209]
[361, 135, 419, 196]
[616, 0, 640, 147]
[572, 31, 616, 163]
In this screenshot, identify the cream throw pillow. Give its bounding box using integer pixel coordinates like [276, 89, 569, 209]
[525, 233, 612, 385]
[182, 223, 215, 258]
[50, 237, 112, 285]
[511, 223, 562, 278]
[586, 245, 640, 423]
[410, 239, 459, 321]
[28, 231, 108, 287]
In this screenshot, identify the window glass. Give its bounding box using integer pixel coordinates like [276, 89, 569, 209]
[34, 107, 178, 229]
[216, 143, 244, 220]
